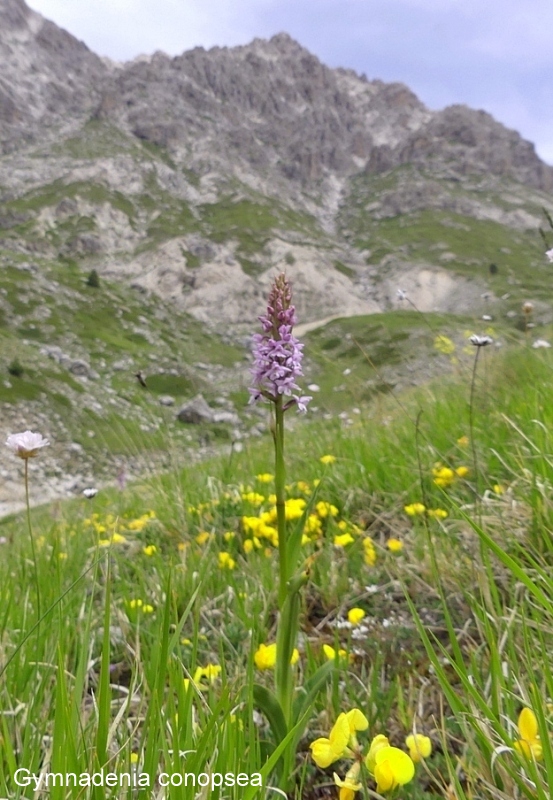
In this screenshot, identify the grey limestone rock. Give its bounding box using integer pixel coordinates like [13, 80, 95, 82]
[176, 394, 215, 424]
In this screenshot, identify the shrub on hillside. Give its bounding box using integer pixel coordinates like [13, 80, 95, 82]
[86, 269, 100, 288]
[8, 358, 24, 378]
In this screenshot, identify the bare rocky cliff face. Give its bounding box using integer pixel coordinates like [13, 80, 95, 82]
[0, 0, 106, 151]
[1, 0, 552, 329]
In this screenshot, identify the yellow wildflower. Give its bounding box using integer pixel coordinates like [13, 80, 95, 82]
[195, 531, 211, 545]
[143, 544, 157, 556]
[310, 713, 351, 768]
[297, 480, 311, 493]
[333, 763, 362, 800]
[432, 465, 455, 488]
[387, 538, 403, 553]
[427, 508, 448, 519]
[363, 538, 377, 566]
[514, 708, 542, 761]
[372, 746, 415, 793]
[345, 708, 369, 733]
[304, 514, 322, 537]
[316, 501, 339, 518]
[129, 599, 154, 614]
[218, 552, 236, 570]
[348, 608, 366, 626]
[256, 473, 274, 483]
[254, 643, 277, 670]
[254, 643, 299, 670]
[457, 435, 469, 446]
[258, 522, 278, 542]
[243, 539, 254, 554]
[493, 484, 505, 495]
[334, 533, 354, 547]
[130, 753, 139, 765]
[320, 454, 337, 465]
[242, 491, 265, 506]
[242, 515, 261, 534]
[455, 466, 469, 478]
[404, 503, 425, 516]
[99, 533, 127, 547]
[285, 498, 307, 520]
[405, 733, 432, 762]
[127, 517, 148, 532]
[365, 734, 390, 772]
[323, 644, 348, 661]
[223, 531, 236, 542]
[434, 335, 455, 355]
[193, 664, 222, 685]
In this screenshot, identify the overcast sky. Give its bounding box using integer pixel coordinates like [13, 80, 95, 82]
[26, 0, 553, 165]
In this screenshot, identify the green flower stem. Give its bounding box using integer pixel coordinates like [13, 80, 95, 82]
[24, 458, 41, 623]
[274, 395, 291, 722]
[273, 394, 305, 732]
[274, 396, 288, 608]
[276, 586, 300, 726]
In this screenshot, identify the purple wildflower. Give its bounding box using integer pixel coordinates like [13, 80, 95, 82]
[250, 274, 311, 413]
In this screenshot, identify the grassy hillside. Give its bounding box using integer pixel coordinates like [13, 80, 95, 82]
[0, 235, 548, 500]
[0, 249, 247, 491]
[1, 342, 553, 798]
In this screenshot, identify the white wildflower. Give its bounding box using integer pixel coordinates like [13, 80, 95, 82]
[532, 339, 551, 349]
[546, 248, 553, 263]
[469, 335, 493, 347]
[5, 430, 49, 459]
[83, 487, 98, 498]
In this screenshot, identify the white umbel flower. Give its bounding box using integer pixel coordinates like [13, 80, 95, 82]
[5, 430, 50, 459]
[83, 487, 98, 499]
[532, 339, 551, 349]
[545, 248, 553, 263]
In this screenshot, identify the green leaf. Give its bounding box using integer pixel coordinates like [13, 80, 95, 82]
[95, 556, 112, 770]
[241, 709, 310, 800]
[292, 660, 334, 726]
[253, 683, 288, 744]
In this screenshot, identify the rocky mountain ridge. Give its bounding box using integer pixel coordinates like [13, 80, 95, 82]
[1, 0, 552, 331]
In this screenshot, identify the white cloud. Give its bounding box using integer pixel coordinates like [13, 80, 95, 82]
[26, 0, 276, 58]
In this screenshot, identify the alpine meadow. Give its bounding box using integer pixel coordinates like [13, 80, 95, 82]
[1, 1, 553, 798]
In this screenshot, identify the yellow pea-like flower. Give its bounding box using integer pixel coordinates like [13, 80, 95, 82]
[254, 643, 299, 670]
[334, 762, 362, 800]
[365, 734, 390, 772]
[405, 733, 432, 762]
[514, 707, 543, 761]
[310, 713, 351, 768]
[372, 746, 415, 793]
[348, 608, 366, 626]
